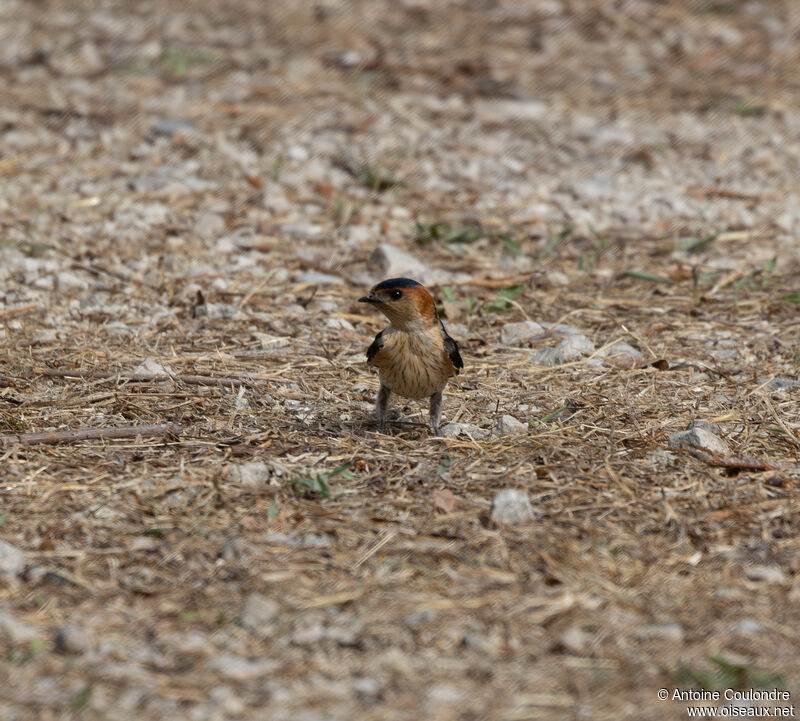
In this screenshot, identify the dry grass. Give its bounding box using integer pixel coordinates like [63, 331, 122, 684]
[1, 1, 800, 719]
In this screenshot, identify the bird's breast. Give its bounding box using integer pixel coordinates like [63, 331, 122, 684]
[370, 328, 454, 399]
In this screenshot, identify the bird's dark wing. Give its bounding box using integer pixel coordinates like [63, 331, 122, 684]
[366, 329, 385, 364]
[441, 323, 463, 373]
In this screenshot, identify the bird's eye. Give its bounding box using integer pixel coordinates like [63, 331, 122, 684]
[390, 289, 402, 300]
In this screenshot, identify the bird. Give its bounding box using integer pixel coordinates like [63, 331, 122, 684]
[358, 277, 463, 435]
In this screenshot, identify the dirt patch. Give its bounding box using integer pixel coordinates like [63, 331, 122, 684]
[1, 1, 799, 719]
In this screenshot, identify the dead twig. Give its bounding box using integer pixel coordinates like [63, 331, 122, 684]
[0, 422, 183, 446]
[0, 303, 38, 318]
[31, 368, 292, 386]
[696, 453, 799, 472]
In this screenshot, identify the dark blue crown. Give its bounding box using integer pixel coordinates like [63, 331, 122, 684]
[372, 277, 422, 291]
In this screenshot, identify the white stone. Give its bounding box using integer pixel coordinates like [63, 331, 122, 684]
[744, 565, 786, 585]
[494, 415, 528, 435]
[194, 212, 226, 241]
[555, 334, 595, 362]
[588, 341, 644, 367]
[473, 99, 548, 123]
[104, 322, 134, 339]
[546, 271, 570, 286]
[601, 341, 643, 359]
[280, 222, 324, 241]
[206, 654, 279, 680]
[440, 422, 488, 439]
[345, 225, 373, 244]
[225, 461, 270, 488]
[766, 377, 799, 392]
[297, 271, 344, 285]
[567, 174, 615, 200]
[667, 428, 730, 456]
[164, 631, 213, 664]
[134, 357, 170, 377]
[0, 614, 39, 645]
[490, 489, 539, 525]
[31, 330, 56, 344]
[539, 322, 584, 335]
[286, 145, 309, 161]
[686, 420, 720, 435]
[215, 236, 237, 254]
[426, 683, 464, 711]
[636, 622, 684, 641]
[55, 271, 89, 292]
[500, 320, 544, 346]
[0, 540, 24, 578]
[731, 618, 762, 635]
[531, 334, 595, 366]
[530, 347, 560, 366]
[240, 593, 280, 635]
[369, 243, 427, 280]
[194, 302, 240, 320]
[561, 627, 593, 653]
[325, 317, 354, 331]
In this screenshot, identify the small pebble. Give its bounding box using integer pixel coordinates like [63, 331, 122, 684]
[561, 626, 593, 653]
[54, 625, 92, 655]
[165, 631, 213, 665]
[744, 565, 786, 585]
[219, 536, 257, 562]
[325, 317, 354, 331]
[0, 613, 40, 646]
[531, 334, 595, 366]
[731, 618, 762, 635]
[403, 610, 436, 629]
[55, 271, 89, 293]
[206, 654, 279, 681]
[297, 271, 344, 285]
[500, 320, 545, 346]
[151, 117, 196, 136]
[0, 540, 25, 578]
[766, 377, 799, 392]
[636, 622, 684, 642]
[490, 489, 539, 525]
[194, 212, 226, 241]
[440, 422, 488, 439]
[686, 419, 720, 435]
[539, 322, 584, 335]
[240, 593, 280, 634]
[494, 414, 528, 435]
[134, 357, 169, 377]
[193, 302, 240, 320]
[286, 145, 309, 161]
[31, 330, 56, 344]
[279, 222, 324, 241]
[263, 532, 331, 548]
[667, 428, 731, 456]
[225, 461, 270, 488]
[601, 341, 643, 359]
[369, 243, 427, 280]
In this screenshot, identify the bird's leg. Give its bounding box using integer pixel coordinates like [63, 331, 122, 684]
[376, 384, 391, 433]
[429, 390, 443, 436]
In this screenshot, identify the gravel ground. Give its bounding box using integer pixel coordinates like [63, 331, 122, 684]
[1, 1, 800, 720]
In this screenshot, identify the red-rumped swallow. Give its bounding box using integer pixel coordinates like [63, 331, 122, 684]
[359, 277, 463, 435]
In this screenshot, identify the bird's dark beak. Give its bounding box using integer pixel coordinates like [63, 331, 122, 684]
[359, 293, 380, 304]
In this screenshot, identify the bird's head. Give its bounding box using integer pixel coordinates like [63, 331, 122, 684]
[359, 277, 437, 330]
